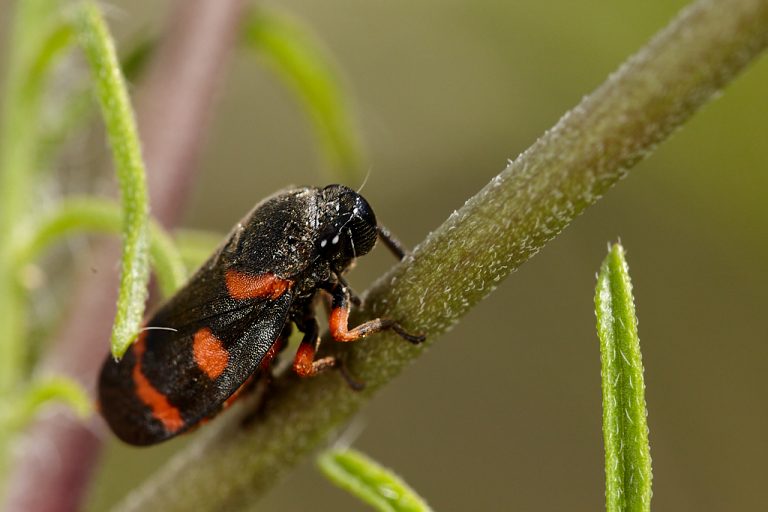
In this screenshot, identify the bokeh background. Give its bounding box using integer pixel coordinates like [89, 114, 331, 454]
[4, 0, 768, 510]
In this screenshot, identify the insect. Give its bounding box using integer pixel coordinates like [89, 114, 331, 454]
[98, 184, 424, 445]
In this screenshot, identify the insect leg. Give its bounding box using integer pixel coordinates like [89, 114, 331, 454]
[291, 312, 365, 389]
[324, 282, 425, 344]
[292, 316, 337, 377]
[376, 224, 408, 260]
[333, 272, 361, 306]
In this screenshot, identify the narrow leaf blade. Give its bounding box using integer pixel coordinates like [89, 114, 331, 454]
[318, 449, 432, 512]
[12, 198, 186, 298]
[595, 243, 652, 512]
[73, 1, 151, 358]
[243, 8, 364, 181]
[4, 377, 92, 433]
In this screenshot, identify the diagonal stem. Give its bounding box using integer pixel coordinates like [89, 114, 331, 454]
[114, 0, 768, 510]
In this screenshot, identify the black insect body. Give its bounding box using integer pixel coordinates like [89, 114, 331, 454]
[98, 184, 423, 445]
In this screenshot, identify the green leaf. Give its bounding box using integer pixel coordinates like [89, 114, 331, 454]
[4, 377, 92, 433]
[38, 34, 157, 169]
[318, 449, 432, 512]
[148, 219, 188, 297]
[595, 243, 652, 512]
[120, 34, 157, 81]
[73, 1, 151, 358]
[243, 8, 364, 182]
[23, 20, 75, 105]
[0, 0, 69, 394]
[12, 198, 186, 298]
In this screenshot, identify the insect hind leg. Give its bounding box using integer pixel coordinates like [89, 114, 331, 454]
[292, 314, 364, 389]
[324, 281, 425, 344]
[292, 316, 336, 377]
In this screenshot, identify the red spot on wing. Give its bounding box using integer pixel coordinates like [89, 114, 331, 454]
[225, 270, 291, 300]
[193, 328, 229, 380]
[131, 333, 184, 434]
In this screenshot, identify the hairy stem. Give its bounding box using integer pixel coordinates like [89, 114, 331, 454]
[0, 0, 63, 401]
[114, 0, 768, 510]
[74, 1, 152, 359]
[12, 197, 186, 297]
[2, 1, 246, 511]
[596, 243, 652, 511]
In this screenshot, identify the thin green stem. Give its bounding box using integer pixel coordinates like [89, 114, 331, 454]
[38, 34, 158, 170]
[243, 8, 364, 182]
[2, 377, 92, 434]
[12, 198, 186, 298]
[0, 1, 64, 226]
[73, 1, 151, 358]
[114, 0, 768, 509]
[0, 0, 64, 396]
[173, 229, 222, 271]
[596, 243, 652, 511]
[318, 449, 433, 512]
[149, 223, 188, 298]
[0, 1, 71, 498]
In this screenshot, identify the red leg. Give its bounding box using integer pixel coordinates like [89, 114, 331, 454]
[326, 284, 424, 344]
[290, 315, 365, 389]
[292, 317, 337, 378]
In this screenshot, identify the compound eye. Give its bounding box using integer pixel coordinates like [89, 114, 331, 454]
[318, 185, 378, 259]
[346, 197, 377, 256]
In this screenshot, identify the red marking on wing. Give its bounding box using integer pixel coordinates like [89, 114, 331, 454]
[131, 333, 184, 434]
[225, 270, 291, 300]
[193, 328, 229, 380]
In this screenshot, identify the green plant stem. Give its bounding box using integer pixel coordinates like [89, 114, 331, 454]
[0, 0, 68, 496]
[243, 8, 364, 182]
[38, 34, 158, 170]
[12, 198, 186, 298]
[3, 2, 246, 510]
[318, 449, 433, 512]
[596, 243, 652, 511]
[2, 377, 92, 434]
[173, 229, 222, 271]
[73, 1, 151, 358]
[0, 0, 63, 397]
[114, 0, 768, 510]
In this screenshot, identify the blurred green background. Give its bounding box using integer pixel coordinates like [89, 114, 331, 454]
[4, 0, 768, 510]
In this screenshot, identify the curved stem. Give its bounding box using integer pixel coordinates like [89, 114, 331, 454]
[114, 0, 768, 510]
[2, 1, 246, 511]
[317, 449, 433, 512]
[74, 1, 152, 359]
[12, 198, 186, 297]
[243, 8, 365, 183]
[0, 0, 65, 399]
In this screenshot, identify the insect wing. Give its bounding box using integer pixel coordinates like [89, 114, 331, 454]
[99, 271, 293, 445]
